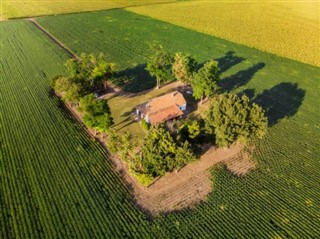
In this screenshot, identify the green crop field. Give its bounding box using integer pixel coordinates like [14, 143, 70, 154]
[128, 1, 320, 67]
[0, 0, 174, 19]
[0, 20, 153, 238]
[1, 8, 320, 238]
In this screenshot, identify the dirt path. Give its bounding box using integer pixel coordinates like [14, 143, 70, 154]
[27, 18, 78, 60]
[130, 144, 254, 216]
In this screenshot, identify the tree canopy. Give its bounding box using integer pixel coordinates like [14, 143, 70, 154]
[204, 93, 268, 147]
[191, 60, 220, 104]
[51, 53, 116, 103]
[80, 94, 114, 135]
[146, 45, 173, 89]
[172, 52, 197, 84]
[137, 124, 195, 176]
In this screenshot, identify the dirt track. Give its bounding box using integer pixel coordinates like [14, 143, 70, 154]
[28, 18, 78, 60]
[126, 144, 254, 216]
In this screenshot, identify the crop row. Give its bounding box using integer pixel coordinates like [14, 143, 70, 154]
[0, 20, 153, 238]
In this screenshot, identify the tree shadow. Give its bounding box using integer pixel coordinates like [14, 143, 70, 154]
[115, 64, 156, 93]
[215, 51, 246, 74]
[254, 82, 305, 126]
[196, 51, 245, 73]
[238, 88, 256, 100]
[219, 62, 265, 92]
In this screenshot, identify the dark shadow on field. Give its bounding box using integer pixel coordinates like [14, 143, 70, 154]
[238, 88, 256, 100]
[253, 82, 305, 127]
[115, 64, 156, 93]
[196, 51, 245, 73]
[219, 62, 265, 92]
[216, 51, 246, 74]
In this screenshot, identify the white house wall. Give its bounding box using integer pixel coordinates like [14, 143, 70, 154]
[179, 104, 187, 111]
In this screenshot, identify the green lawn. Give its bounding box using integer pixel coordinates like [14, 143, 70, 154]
[106, 82, 186, 141]
[1, 8, 319, 238]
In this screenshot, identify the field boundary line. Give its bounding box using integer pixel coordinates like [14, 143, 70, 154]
[27, 18, 78, 60]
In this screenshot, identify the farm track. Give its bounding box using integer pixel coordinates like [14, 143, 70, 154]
[27, 18, 78, 60]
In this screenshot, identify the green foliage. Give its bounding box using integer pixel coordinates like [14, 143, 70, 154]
[53, 53, 116, 102]
[80, 94, 110, 116]
[191, 60, 220, 103]
[174, 141, 196, 169]
[178, 118, 202, 142]
[141, 119, 150, 130]
[146, 44, 173, 89]
[50, 74, 63, 88]
[80, 94, 114, 134]
[172, 52, 197, 84]
[205, 93, 268, 147]
[74, 52, 116, 87]
[106, 130, 134, 162]
[118, 130, 134, 162]
[107, 129, 120, 153]
[138, 124, 195, 176]
[129, 168, 154, 187]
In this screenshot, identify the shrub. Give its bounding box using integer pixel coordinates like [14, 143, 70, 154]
[141, 119, 150, 130]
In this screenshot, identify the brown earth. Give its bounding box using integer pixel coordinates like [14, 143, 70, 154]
[119, 143, 254, 217]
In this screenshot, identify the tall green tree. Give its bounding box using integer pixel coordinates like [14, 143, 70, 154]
[172, 52, 197, 84]
[80, 94, 114, 135]
[52, 52, 116, 103]
[205, 93, 268, 147]
[140, 124, 177, 176]
[138, 124, 196, 176]
[175, 141, 196, 170]
[146, 45, 173, 89]
[191, 60, 220, 104]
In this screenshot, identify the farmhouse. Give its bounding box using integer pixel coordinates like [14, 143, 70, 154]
[136, 91, 187, 125]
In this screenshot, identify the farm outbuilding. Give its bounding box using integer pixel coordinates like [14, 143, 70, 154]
[136, 91, 187, 125]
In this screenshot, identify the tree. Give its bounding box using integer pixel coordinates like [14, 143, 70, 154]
[137, 124, 196, 177]
[107, 129, 120, 153]
[204, 93, 268, 147]
[118, 130, 134, 162]
[94, 113, 114, 138]
[177, 118, 202, 143]
[191, 60, 220, 104]
[53, 53, 116, 103]
[172, 52, 197, 84]
[80, 94, 114, 135]
[174, 141, 196, 170]
[146, 45, 173, 89]
[140, 124, 177, 176]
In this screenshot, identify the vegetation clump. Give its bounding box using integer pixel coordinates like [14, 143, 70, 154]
[132, 124, 196, 177]
[204, 93, 268, 147]
[146, 44, 173, 89]
[191, 60, 220, 104]
[172, 52, 197, 85]
[51, 52, 116, 103]
[79, 94, 114, 137]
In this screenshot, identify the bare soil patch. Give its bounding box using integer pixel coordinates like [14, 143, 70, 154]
[127, 143, 254, 216]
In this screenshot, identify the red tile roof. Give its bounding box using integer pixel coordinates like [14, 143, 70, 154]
[136, 91, 186, 125]
[149, 105, 184, 125]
